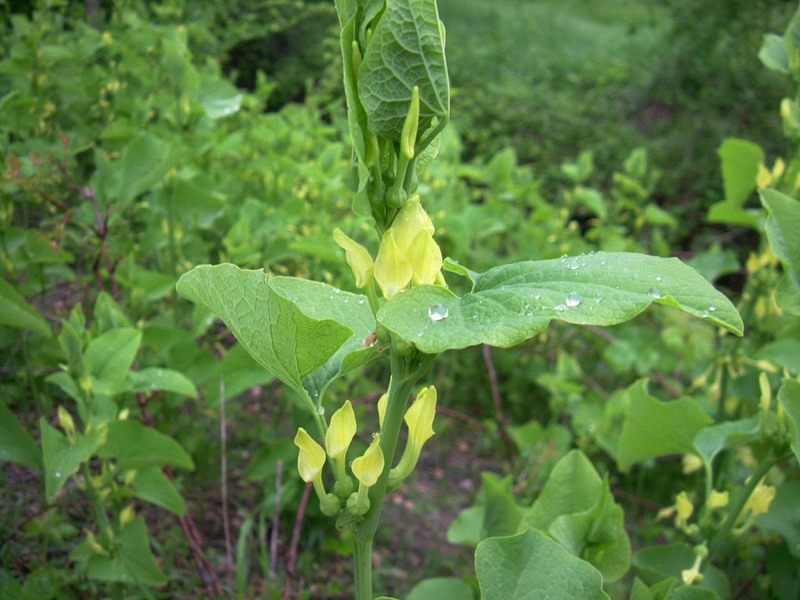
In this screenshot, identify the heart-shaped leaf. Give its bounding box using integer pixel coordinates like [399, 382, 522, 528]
[377, 252, 743, 354]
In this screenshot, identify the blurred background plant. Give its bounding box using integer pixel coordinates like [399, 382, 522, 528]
[1, 0, 798, 598]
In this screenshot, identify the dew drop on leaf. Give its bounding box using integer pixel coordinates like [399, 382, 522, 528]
[708, 303, 717, 312]
[648, 287, 663, 299]
[428, 303, 449, 321]
[554, 304, 568, 311]
[565, 292, 582, 307]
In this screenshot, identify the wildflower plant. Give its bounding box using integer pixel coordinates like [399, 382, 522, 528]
[175, 0, 750, 597]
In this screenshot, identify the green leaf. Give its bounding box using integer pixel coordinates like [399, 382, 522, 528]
[406, 577, 474, 600]
[475, 529, 609, 600]
[205, 343, 276, 407]
[358, 0, 449, 140]
[447, 505, 486, 547]
[617, 385, 712, 472]
[0, 403, 43, 471]
[132, 466, 186, 516]
[527, 450, 602, 531]
[0, 277, 51, 336]
[707, 138, 764, 226]
[778, 378, 800, 464]
[527, 451, 631, 581]
[40, 420, 102, 503]
[479, 473, 525, 540]
[634, 544, 695, 586]
[761, 189, 800, 271]
[97, 420, 194, 471]
[85, 517, 167, 586]
[757, 339, 800, 373]
[693, 416, 760, 464]
[176, 265, 375, 402]
[113, 133, 172, 207]
[84, 328, 142, 391]
[378, 252, 742, 354]
[759, 34, 790, 73]
[630, 578, 656, 600]
[126, 367, 198, 398]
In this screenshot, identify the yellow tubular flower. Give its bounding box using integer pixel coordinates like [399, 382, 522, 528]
[391, 196, 434, 250]
[389, 386, 437, 487]
[294, 428, 326, 483]
[405, 386, 436, 448]
[326, 401, 357, 460]
[707, 490, 730, 511]
[744, 481, 776, 517]
[407, 230, 443, 285]
[374, 229, 412, 298]
[351, 435, 385, 487]
[377, 391, 389, 430]
[675, 491, 694, 529]
[333, 228, 374, 288]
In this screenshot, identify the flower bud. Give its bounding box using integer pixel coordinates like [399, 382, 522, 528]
[675, 491, 694, 529]
[351, 434, 384, 487]
[401, 86, 420, 160]
[744, 480, 776, 517]
[706, 489, 729, 511]
[58, 406, 76, 439]
[119, 504, 136, 528]
[326, 401, 356, 460]
[374, 229, 412, 298]
[377, 390, 389, 430]
[294, 428, 326, 483]
[333, 228, 374, 288]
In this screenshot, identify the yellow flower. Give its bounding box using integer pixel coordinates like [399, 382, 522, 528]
[706, 489, 730, 511]
[374, 229, 412, 298]
[333, 229, 374, 288]
[326, 401, 356, 460]
[744, 481, 776, 518]
[407, 230, 443, 285]
[351, 434, 385, 487]
[676, 491, 694, 529]
[294, 428, 326, 483]
[391, 196, 434, 250]
[377, 390, 389, 429]
[405, 385, 436, 448]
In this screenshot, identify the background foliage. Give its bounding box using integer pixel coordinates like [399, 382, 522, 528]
[1, 0, 799, 598]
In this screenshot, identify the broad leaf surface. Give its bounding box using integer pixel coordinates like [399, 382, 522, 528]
[378, 252, 742, 354]
[84, 328, 142, 391]
[84, 517, 167, 586]
[406, 577, 474, 600]
[126, 367, 198, 398]
[761, 189, 800, 314]
[707, 138, 763, 226]
[358, 0, 449, 140]
[475, 528, 609, 600]
[778, 379, 800, 464]
[617, 387, 712, 472]
[132, 466, 186, 516]
[694, 416, 760, 464]
[41, 420, 102, 503]
[0, 277, 51, 337]
[176, 265, 375, 401]
[97, 420, 194, 471]
[0, 403, 43, 471]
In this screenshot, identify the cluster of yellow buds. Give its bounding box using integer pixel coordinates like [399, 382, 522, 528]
[333, 196, 445, 299]
[293, 384, 438, 520]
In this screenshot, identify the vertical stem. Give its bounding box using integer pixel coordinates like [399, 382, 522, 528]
[352, 350, 420, 600]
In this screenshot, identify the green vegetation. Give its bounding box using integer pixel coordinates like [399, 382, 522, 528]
[1, 0, 799, 599]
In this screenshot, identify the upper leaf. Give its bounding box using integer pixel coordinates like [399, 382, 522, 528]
[707, 138, 763, 227]
[377, 252, 743, 354]
[176, 264, 376, 402]
[0, 277, 51, 337]
[358, 0, 449, 140]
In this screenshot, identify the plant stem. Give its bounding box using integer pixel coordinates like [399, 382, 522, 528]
[352, 350, 420, 600]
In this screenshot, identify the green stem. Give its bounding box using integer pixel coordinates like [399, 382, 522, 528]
[353, 537, 374, 600]
[706, 451, 788, 562]
[351, 350, 421, 600]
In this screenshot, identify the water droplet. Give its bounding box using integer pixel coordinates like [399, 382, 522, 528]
[533, 294, 541, 300]
[54, 470, 62, 478]
[708, 303, 717, 312]
[568, 261, 581, 270]
[334, 288, 341, 294]
[655, 275, 663, 281]
[358, 299, 365, 305]
[702, 310, 710, 318]
[588, 250, 596, 257]
[565, 292, 582, 307]
[428, 303, 449, 321]
[316, 406, 325, 415]
[648, 287, 663, 299]
[472, 314, 478, 319]
[594, 295, 604, 304]
[554, 304, 568, 312]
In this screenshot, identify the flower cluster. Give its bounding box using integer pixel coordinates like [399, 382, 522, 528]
[293, 385, 438, 520]
[333, 196, 445, 299]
